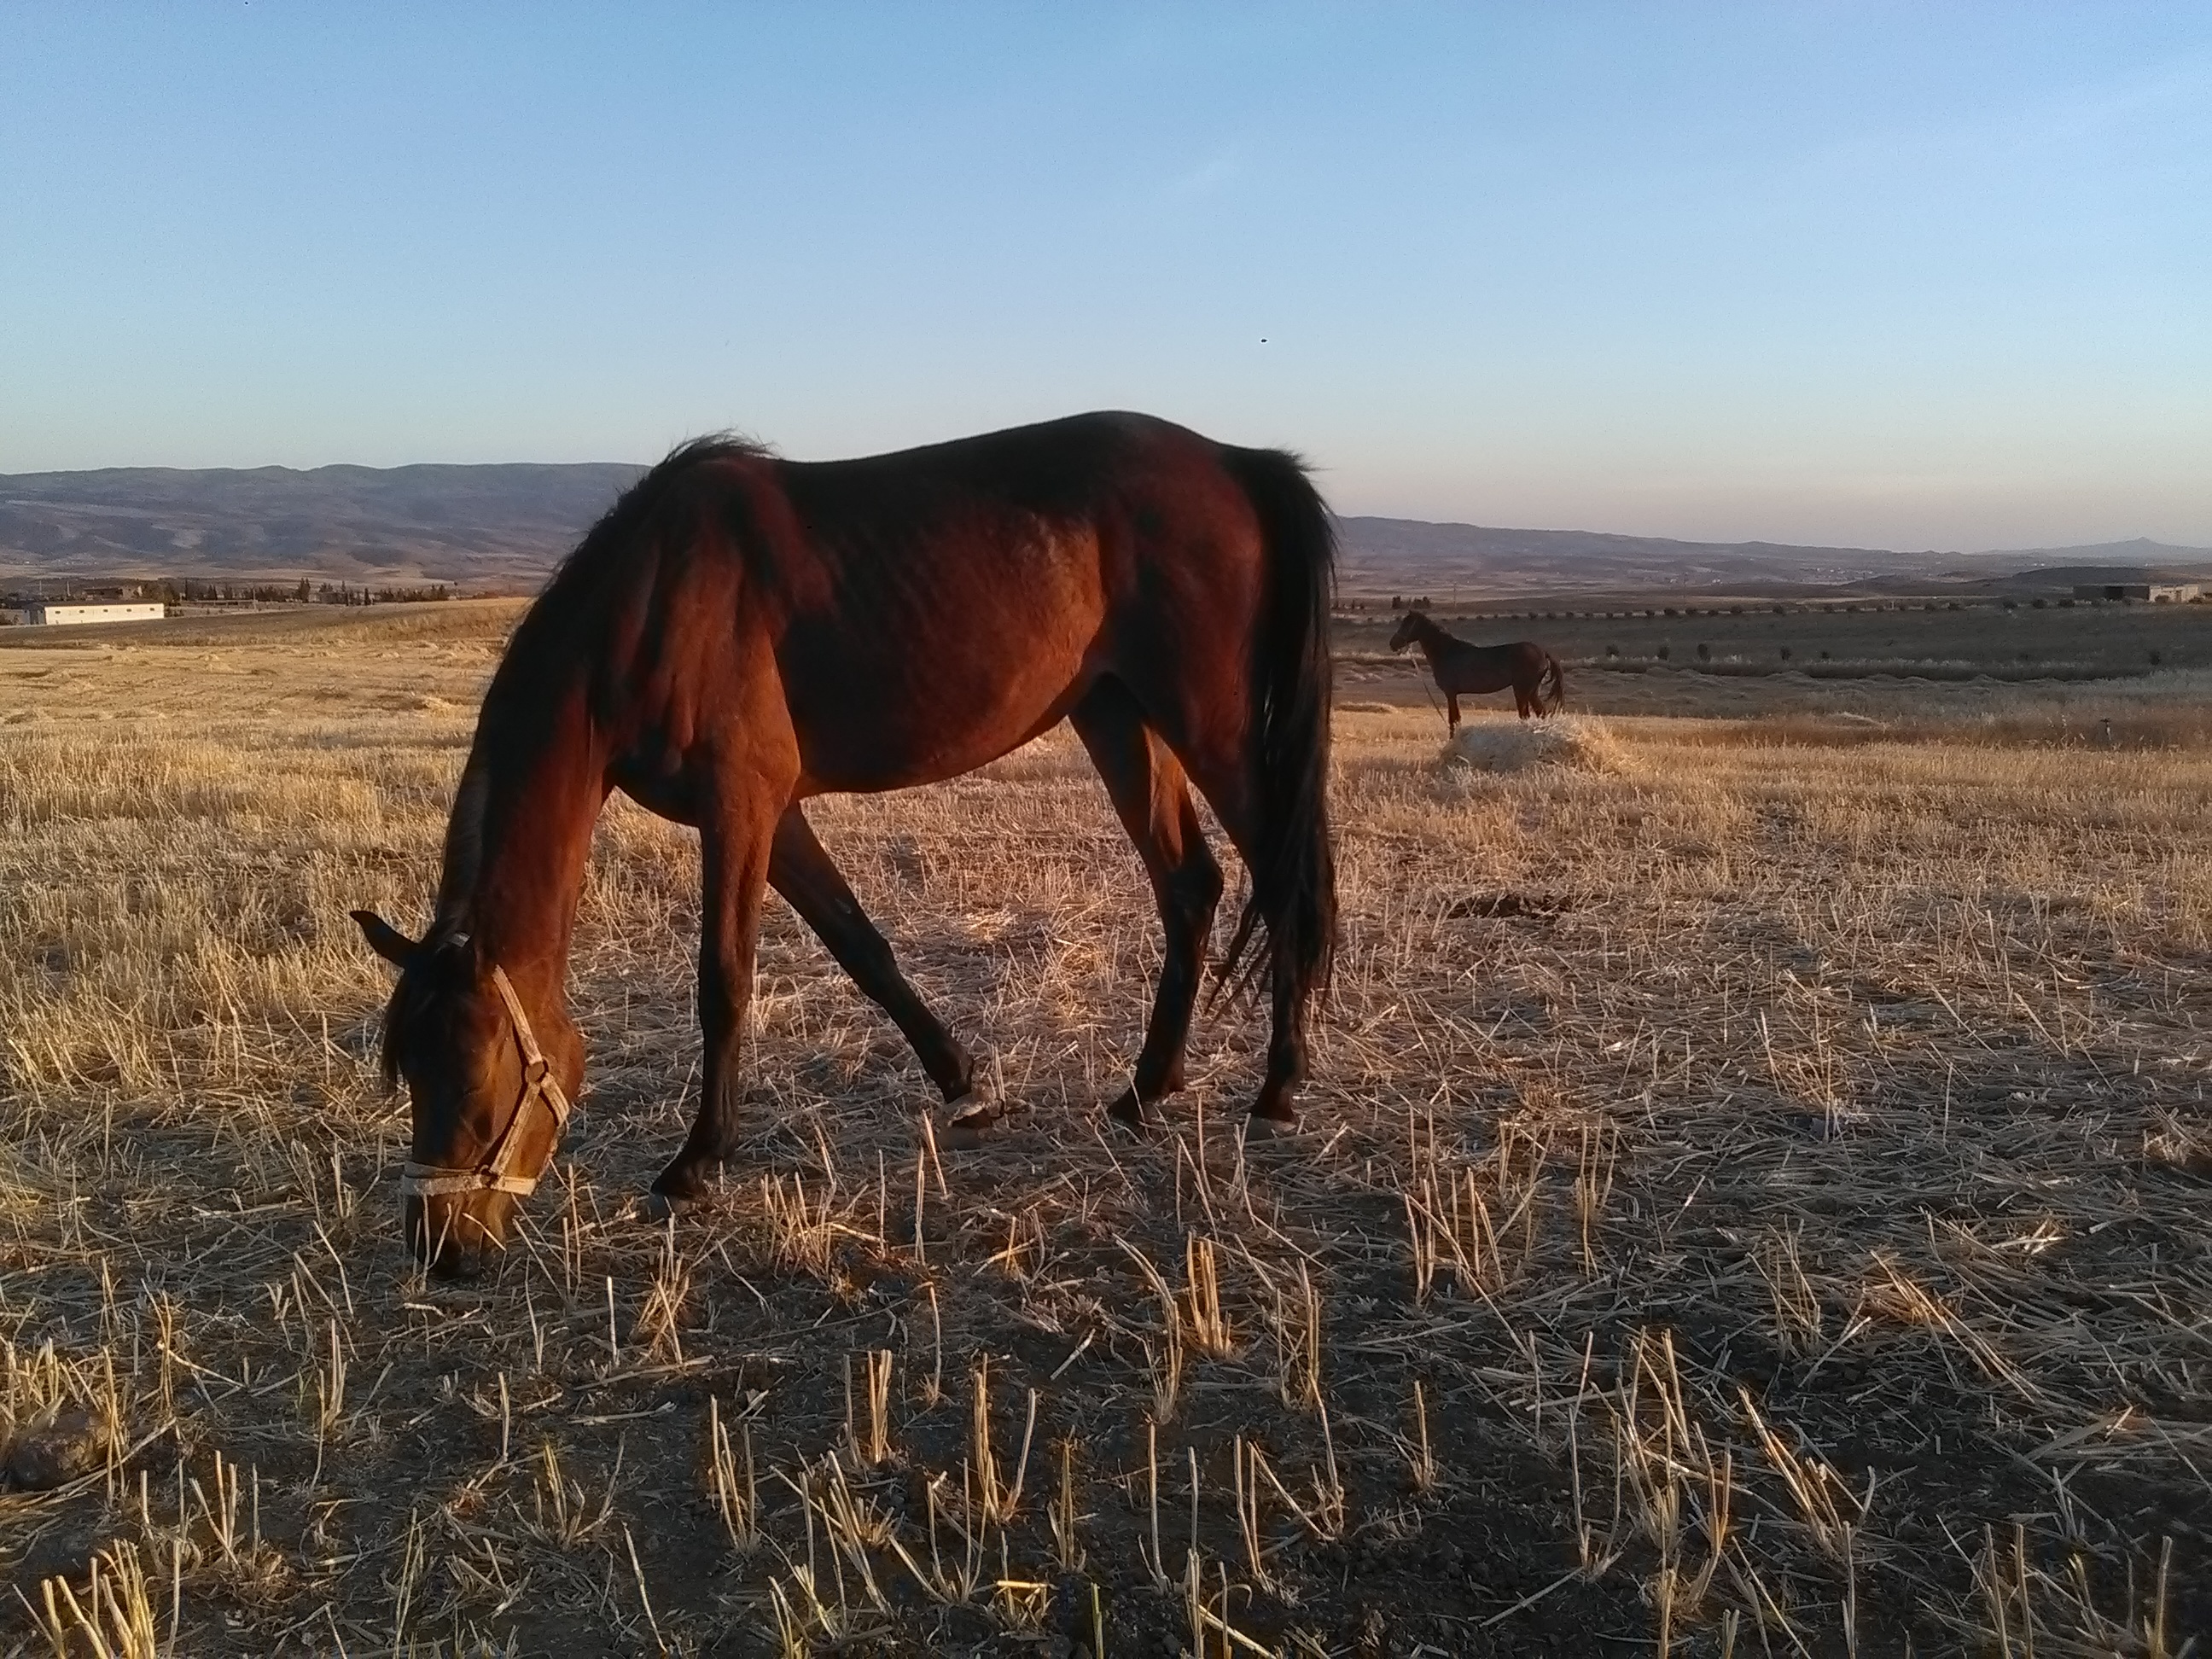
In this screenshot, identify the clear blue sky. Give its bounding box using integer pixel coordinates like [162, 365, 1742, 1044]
[3, 3, 2206, 550]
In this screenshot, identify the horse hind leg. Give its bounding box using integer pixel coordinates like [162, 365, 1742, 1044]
[1070, 678, 1224, 1132]
[1137, 716, 1320, 1136]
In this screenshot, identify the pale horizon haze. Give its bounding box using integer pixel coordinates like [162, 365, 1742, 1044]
[3, 3, 2208, 552]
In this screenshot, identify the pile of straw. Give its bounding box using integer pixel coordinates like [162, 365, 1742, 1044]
[1439, 713, 1634, 774]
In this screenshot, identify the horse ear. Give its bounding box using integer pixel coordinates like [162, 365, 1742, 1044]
[351, 909, 419, 967]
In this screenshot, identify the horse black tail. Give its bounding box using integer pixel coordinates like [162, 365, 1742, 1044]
[1542, 654, 1566, 714]
[1214, 446, 1338, 1019]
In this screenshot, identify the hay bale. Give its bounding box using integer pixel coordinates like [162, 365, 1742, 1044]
[1439, 713, 1633, 775]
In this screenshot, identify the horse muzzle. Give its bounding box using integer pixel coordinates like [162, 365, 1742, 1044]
[404, 1189, 517, 1276]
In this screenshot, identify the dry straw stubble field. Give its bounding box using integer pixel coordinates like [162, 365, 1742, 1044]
[1, 601, 2208, 1656]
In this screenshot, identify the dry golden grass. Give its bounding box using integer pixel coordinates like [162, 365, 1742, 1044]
[2, 609, 2207, 1656]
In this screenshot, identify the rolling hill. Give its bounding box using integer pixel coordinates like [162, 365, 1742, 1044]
[3, 462, 2205, 597]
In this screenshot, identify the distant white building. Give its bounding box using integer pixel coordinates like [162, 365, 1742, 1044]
[23, 602, 169, 626]
[2073, 582, 2203, 603]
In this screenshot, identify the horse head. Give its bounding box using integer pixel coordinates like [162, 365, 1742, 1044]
[352, 910, 583, 1275]
[1388, 611, 1428, 652]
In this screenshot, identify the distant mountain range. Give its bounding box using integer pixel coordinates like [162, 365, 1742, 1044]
[3, 462, 2206, 597]
[1332, 521, 2212, 597]
[0, 463, 639, 591]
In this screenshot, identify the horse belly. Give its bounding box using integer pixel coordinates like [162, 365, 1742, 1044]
[781, 532, 1104, 793]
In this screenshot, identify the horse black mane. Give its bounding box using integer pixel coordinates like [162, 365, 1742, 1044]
[381, 436, 774, 1086]
[431, 435, 776, 923]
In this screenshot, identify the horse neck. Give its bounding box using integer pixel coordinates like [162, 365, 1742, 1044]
[1410, 616, 1452, 661]
[434, 675, 607, 1010]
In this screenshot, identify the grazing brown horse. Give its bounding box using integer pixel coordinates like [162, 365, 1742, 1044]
[352, 412, 1337, 1270]
[1388, 609, 1563, 727]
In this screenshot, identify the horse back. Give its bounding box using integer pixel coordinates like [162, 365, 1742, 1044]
[1432, 637, 1554, 696]
[602, 414, 1273, 792]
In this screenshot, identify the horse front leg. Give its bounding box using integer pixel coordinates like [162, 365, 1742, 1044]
[653, 786, 783, 1206]
[1447, 691, 1461, 733]
[769, 804, 981, 1113]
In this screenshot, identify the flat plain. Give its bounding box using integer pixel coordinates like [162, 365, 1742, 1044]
[2, 600, 2208, 1656]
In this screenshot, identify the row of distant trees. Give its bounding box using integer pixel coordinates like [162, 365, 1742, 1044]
[306, 581, 454, 605]
[172, 578, 455, 605]
[0, 579, 455, 607]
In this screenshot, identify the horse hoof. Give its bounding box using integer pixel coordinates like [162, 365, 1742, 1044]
[646, 1161, 719, 1209]
[1106, 1091, 1162, 1136]
[940, 1091, 1000, 1150]
[1242, 1111, 1297, 1143]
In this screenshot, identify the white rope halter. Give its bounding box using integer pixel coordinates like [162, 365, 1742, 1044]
[399, 964, 572, 1201]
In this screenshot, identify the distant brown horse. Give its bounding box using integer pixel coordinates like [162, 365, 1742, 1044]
[1389, 609, 1563, 727]
[352, 412, 1338, 1271]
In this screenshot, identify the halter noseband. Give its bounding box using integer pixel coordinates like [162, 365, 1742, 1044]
[399, 964, 572, 1202]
